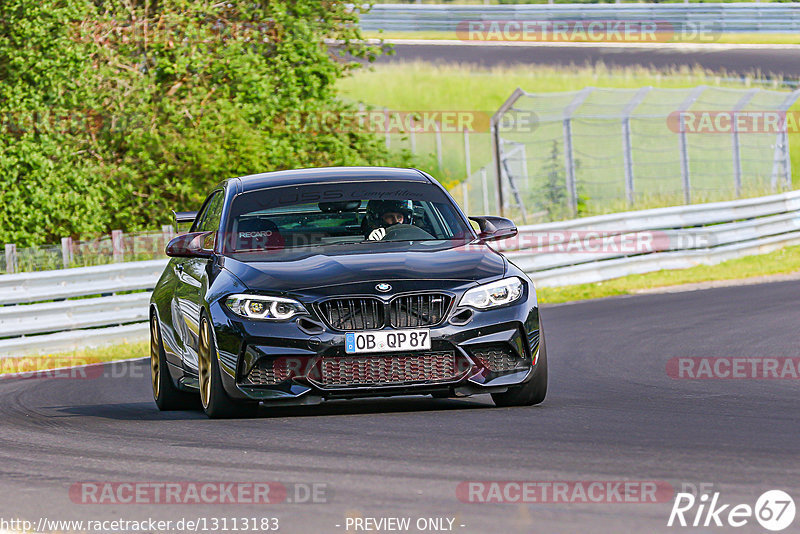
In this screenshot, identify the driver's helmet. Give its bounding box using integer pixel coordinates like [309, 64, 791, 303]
[365, 199, 414, 227]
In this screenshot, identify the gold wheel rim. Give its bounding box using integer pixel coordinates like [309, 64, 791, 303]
[150, 317, 160, 399]
[199, 320, 211, 409]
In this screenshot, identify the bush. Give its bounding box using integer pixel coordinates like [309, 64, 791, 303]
[0, 0, 403, 246]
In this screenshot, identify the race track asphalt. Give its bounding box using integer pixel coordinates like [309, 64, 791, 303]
[383, 42, 800, 79]
[1, 280, 798, 533]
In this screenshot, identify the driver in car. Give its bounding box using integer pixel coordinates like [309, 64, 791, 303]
[364, 200, 414, 241]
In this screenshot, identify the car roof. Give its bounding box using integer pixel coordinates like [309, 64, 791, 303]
[232, 167, 432, 192]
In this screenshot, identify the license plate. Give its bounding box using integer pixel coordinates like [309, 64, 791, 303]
[345, 329, 431, 354]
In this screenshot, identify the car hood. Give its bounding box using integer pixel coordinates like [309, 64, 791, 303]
[221, 241, 506, 292]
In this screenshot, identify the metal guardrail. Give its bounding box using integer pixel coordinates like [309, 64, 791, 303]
[496, 189, 800, 285]
[2, 190, 800, 356]
[509, 212, 800, 271]
[361, 3, 800, 33]
[527, 232, 800, 287]
[0, 293, 151, 338]
[0, 261, 166, 357]
[0, 259, 168, 306]
[0, 323, 149, 359]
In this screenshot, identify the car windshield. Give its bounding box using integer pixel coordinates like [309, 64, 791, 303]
[224, 180, 473, 253]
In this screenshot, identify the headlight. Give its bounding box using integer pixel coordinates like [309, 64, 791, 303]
[459, 277, 524, 310]
[225, 294, 307, 321]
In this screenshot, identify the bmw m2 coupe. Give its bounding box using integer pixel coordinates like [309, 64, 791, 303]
[149, 167, 547, 418]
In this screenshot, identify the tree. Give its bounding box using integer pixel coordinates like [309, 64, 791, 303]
[0, 0, 403, 245]
[0, 0, 111, 245]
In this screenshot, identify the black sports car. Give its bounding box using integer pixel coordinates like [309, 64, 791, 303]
[149, 167, 547, 418]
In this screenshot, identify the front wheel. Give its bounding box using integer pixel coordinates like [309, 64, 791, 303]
[150, 314, 196, 411]
[491, 330, 548, 407]
[198, 317, 259, 419]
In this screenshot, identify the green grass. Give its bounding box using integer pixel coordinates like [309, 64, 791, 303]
[365, 31, 800, 46]
[0, 341, 147, 374]
[537, 244, 800, 304]
[338, 61, 774, 112]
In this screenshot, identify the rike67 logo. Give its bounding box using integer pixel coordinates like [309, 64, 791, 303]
[668, 489, 795, 531]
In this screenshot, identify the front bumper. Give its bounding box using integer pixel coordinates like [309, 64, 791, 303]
[210, 290, 542, 405]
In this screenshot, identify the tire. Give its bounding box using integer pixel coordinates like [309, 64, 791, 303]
[198, 317, 259, 419]
[150, 314, 197, 411]
[491, 330, 548, 407]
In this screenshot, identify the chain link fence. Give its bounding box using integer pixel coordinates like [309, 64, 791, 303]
[489, 85, 800, 223]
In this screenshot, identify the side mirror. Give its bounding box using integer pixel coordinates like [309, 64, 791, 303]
[166, 231, 215, 258]
[469, 216, 518, 242]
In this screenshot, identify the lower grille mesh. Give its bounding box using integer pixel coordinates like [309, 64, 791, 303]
[319, 351, 457, 387]
[246, 360, 291, 385]
[471, 345, 520, 372]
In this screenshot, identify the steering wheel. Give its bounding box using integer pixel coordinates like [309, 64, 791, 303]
[383, 223, 435, 241]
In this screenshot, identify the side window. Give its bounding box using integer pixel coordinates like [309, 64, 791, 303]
[194, 191, 224, 232]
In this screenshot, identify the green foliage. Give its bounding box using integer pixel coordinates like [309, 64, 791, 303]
[527, 140, 589, 220]
[0, 0, 112, 244]
[0, 0, 401, 246]
[538, 141, 568, 218]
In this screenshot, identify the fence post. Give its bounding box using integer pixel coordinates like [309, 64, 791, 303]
[463, 127, 472, 179]
[562, 87, 594, 216]
[461, 182, 469, 216]
[162, 224, 175, 245]
[620, 87, 652, 206]
[481, 167, 491, 215]
[677, 86, 706, 205]
[491, 88, 526, 217]
[112, 230, 124, 263]
[161, 225, 176, 259]
[61, 237, 73, 269]
[491, 122, 504, 216]
[678, 119, 691, 204]
[770, 89, 800, 190]
[562, 119, 576, 213]
[519, 141, 530, 192]
[4, 244, 17, 274]
[731, 89, 758, 197]
[500, 141, 529, 223]
[462, 127, 471, 214]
